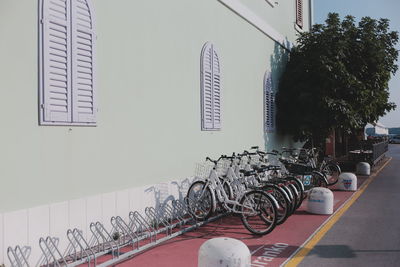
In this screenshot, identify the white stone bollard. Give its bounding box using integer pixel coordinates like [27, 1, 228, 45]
[337, 172, 358, 191]
[356, 162, 370, 176]
[198, 237, 251, 267]
[306, 187, 334, 215]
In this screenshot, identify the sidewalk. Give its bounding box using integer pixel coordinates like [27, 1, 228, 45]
[112, 157, 390, 267]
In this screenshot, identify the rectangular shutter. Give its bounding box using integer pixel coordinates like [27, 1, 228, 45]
[41, 0, 72, 122]
[264, 72, 275, 132]
[296, 0, 303, 28]
[71, 0, 96, 123]
[212, 50, 221, 129]
[269, 91, 275, 131]
[201, 44, 214, 130]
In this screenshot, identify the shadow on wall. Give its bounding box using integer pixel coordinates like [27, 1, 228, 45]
[264, 40, 298, 152]
[144, 160, 218, 212]
[145, 178, 193, 212]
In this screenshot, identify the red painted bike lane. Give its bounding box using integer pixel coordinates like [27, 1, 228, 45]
[115, 176, 368, 267]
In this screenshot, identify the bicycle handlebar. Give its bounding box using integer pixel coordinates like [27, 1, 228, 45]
[206, 155, 227, 164]
[243, 150, 257, 156]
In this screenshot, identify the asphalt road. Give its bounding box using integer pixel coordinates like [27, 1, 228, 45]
[298, 144, 400, 267]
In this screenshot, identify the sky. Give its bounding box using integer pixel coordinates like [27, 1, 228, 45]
[314, 0, 400, 127]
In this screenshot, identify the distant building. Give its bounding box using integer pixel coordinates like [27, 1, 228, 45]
[389, 128, 400, 135]
[366, 123, 389, 136]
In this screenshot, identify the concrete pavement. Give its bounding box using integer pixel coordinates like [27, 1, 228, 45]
[297, 144, 400, 267]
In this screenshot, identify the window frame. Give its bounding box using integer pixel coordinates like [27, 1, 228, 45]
[200, 42, 221, 131]
[295, 0, 304, 29]
[264, 71, 276, 133]
[38, 0, 97, 126]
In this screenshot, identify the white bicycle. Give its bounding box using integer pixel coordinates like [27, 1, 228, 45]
[186, 156, 278, 235]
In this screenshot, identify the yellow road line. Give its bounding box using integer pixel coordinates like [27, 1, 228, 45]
[284, 157, 392, 267]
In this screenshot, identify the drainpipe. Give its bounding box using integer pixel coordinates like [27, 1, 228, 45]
[309, 0, 314, 28]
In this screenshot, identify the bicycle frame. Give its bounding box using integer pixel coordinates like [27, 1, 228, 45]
[203, 161, 278, 215]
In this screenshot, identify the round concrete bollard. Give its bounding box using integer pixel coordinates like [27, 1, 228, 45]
[306, 187, 334, 215]
[198, 237, 251, 267]
[337, 172, 357, 191]
[356, 162, 370, 176]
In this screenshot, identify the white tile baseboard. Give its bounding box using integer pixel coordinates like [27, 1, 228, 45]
[1, 176, 192, 266]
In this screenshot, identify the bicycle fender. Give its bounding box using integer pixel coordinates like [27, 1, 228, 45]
[312, 170, 329, 185]
[267, 184, 290, 201]
[291, 176, 305, 192]
[206, 187, 217, 213]
[262, 191, 280, 209]
[332, 163, 342, 174]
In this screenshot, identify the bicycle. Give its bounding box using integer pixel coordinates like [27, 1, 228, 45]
[186, 156, 278, 235]
[223, 153, 292, 225]
[245, 147, 305, 213]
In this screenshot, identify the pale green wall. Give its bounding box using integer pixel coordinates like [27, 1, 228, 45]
[240, 0, 311, 42]
[0, 0, 308, 212]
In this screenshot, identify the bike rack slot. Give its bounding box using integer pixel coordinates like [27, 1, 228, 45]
[38, 236, 68, 267]
[66, 228, 97, 267]
[7, 245, 30, 267]
[129, 211, 156, 242]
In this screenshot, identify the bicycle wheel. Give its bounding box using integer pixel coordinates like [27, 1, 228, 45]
[263, 184, 290, 225]
[287, 183, 299, 213]
[279, 184, 294, 216]
[321, 163, 341, 186]
[286, 177, 304, 210]
[186, 181, 214, 220]
[220, 178, 234, 201]
[216, 178, 234, 211]
[240, 190, 277, 235]
[311, 171, 328, 188]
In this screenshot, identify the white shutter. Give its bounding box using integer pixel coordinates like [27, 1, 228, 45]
[201, 43, 214, 130]
[71, 0, 96, 123]
[264, 71, 275, 132]
[212, 48, 221, 130]
[41, 0, 72, 122]
[296, 0, 303, 28]
[201, 42, 221, 130]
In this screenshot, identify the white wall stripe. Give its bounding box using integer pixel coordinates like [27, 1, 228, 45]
[28, 205, 50, 265]
[101, 192, 117, 232]
[217, 0, 293, 50]
[0, 213, 4, 265]
[49, 201, 69, 257]
[1, 177, 192, 265]
[4, 209, 29, 266]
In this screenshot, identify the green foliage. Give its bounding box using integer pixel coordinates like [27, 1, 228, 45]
[276, 13, 399, 143]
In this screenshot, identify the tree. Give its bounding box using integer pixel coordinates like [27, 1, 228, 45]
[276, 13, 399, 145]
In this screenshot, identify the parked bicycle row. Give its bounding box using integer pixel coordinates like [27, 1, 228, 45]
[186, 146, 341, 235]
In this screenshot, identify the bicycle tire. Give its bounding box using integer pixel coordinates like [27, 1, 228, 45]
[186, 181, 214, 220]
[240, 190, 278, 235]
[287, 183, 299, 213]
[279, 184, 295, 216]
[321, 163, 341, 186]
[312, 171, 328, 188]
[286, 177, 304, 210]
[216, 178, 234, 211]
[262, 184, 290, 225]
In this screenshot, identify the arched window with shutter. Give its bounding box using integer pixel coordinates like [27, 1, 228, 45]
[200, 42, 221, 131]
[264, 71, 275, 133]
[39, 0, 96, 125]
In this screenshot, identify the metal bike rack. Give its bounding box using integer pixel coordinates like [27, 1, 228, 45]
[7, 246, 30, 267]
[7, 198, 225, 267]
[38, 237, 67, 267]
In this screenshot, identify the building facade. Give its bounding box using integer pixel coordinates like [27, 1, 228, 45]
[0, 0, 311, 265]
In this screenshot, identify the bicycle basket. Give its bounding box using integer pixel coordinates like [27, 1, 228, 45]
[285, 163, 313, 174]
